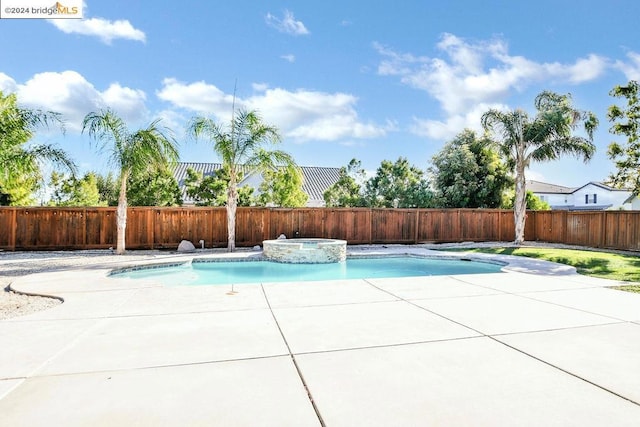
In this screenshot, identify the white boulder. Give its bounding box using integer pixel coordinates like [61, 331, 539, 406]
[177, 240, 196, 252]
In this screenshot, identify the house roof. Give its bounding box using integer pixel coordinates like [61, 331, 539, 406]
[528, 180, 630, 195]
[526, 180, 575, 194]
[299, 166, 343, 201]
[171, 162, 341, 205]
[572, 181, 630, 193]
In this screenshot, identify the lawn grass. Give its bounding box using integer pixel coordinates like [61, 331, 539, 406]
[442, 247, 640, 293]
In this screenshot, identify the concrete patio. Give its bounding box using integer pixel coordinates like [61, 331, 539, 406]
[1, 247, 640, 426]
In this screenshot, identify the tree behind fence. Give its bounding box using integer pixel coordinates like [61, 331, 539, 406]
[0, 207, 638, 252]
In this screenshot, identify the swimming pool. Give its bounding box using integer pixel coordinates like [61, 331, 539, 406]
[113, 256, 503, 286]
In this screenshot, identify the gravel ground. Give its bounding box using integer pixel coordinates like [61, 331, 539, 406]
[1, 242, 637, 320]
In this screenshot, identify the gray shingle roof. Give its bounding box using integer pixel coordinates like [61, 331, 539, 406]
[171, 162, 341, 206]
[526, 180, 575, 194]
[300, 166, 342, 202]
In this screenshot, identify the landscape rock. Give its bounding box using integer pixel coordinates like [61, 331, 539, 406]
[177, 240, 196, 252]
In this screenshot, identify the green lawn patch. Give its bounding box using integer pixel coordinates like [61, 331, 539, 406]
[442, 247, 640, 290]
[612, 285, 640, 294]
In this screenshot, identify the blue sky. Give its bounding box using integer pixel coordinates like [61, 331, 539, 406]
[1, 0, 639, 187]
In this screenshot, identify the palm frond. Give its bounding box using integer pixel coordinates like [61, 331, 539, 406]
[82, 109, 129, 166]
[27, 144, 78, 176]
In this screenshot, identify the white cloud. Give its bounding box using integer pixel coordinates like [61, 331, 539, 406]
[376, 33, 609, 140]
[102, 83, 147, 120]
[155, 109, 187, 137]
[252, 82, 269, 92]
[614, 51, 640, 81]
[562, 54, 609, 84]
[265, 10, 309, 36]
[6, 70, 148, 131]
[50, 17, 146, 44]
[156, 78, 237, 122]
[157, 79, 389, 142]
[411, 103, 508, 140]
[281, 54, 296, 63]
[248, 88, 389, 141]
[377, 34, 607, 115]
[0, 72, 17, 93]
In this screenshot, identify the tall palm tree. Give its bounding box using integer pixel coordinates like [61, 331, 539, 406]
[482, 91, 598, 244]
[0, 91, 76, 204]
[188, 109, 296, 251]
[83, 109, 179, 254]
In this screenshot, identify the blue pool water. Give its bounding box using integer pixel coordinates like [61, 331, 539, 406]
[114, 256, 503, 286]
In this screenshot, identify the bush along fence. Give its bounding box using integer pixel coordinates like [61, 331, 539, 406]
[0, 207, 638, 252]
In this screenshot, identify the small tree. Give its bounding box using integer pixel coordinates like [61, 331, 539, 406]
[364, 157, 433, 208]
[482, 91, 597, 244]
[607, 80, 640, 194]
[127, 167, 182, 206]
[430, 129, 511, 208]
[185, 166, 255, 206]
[258, 165, 308, 207]
[323, 158, 366, 207]
[49, 171, 103, 206]
[502, 190, 550, 210]
[83, 109, 179, 254]
[96, 172, 119, 206]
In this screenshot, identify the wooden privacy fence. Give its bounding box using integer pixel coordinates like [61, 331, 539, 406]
[0, 207, 639, 252]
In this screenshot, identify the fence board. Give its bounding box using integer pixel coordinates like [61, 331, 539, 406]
[1, 207, 639, 252]
[0, 208, 15, 249]
[372, 209, 417, 243]
[84, 208, 116, 249]
[269, 209, 296, 239]
[324, 208, 371, 243]
[235, 208, 267, 247]
[603, 211, 640, 251]
[498, 211, 514, 241]
[531, 211, 565, 243]
[418, 210, 460, 242]
[459, 210, 499, 241]
[566, 212, 604, 248]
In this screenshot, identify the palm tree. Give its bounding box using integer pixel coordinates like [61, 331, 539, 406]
[481, 91, 598, 244]
[188, 109, 297, 251]
[0, 91, 76, 204]
[83, 109, 179, 254]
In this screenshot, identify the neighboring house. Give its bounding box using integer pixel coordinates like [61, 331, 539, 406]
[528, 180, 639, 210]
[624, 194, 640, 210]
[172, 162, 341, 207]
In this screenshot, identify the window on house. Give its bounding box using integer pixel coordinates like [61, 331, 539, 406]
[585, 194, 598, 204]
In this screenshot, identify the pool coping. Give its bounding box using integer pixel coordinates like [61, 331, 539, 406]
[10, 245, 624, 299]
[107, 251, 508, 277]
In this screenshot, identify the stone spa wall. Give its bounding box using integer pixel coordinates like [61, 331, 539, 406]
[262, 239, 347, 264]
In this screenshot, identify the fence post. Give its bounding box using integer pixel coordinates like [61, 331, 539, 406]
[147, 208, 154, 250]
[82, 208, 87, 249]
[600, 211, 607, 249]
[9, 208, 17, 251]
[368, 208, 373, 244]
[414, 208, 420, 244]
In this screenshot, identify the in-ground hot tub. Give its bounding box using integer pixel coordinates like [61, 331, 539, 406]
[262, 238, 347, 263]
